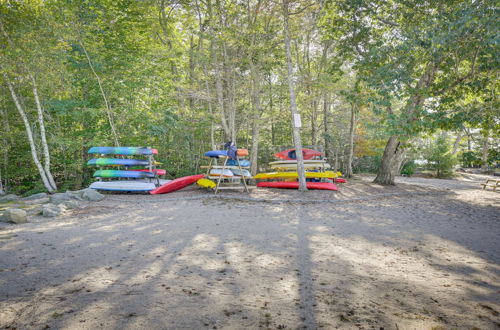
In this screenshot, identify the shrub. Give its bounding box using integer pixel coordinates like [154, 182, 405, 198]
[425, 134, 457, 178]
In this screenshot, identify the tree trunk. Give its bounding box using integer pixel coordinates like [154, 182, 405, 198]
[345, 103, 356, 178]
[3, 74, 55, 193]
[282, 0, 307, 191]
[322, 94, 331, 159]
[481, 131, 489, 168]
[31, 75, 57, 191]
[373, 135, 406, 185]
[452, 130, 464, 155]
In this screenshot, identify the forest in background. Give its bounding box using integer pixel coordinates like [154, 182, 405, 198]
[0, 0, 498, 195]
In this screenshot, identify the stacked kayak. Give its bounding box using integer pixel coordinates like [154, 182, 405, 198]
[202, 146, 252, 193]
[256, 148, 346, 190]
[88, 146, 165, 192]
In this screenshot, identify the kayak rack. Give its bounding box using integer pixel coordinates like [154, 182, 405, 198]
[201, 156, 251, 194]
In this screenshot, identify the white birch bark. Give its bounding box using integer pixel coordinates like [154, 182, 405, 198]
[31, 75, 57, 190]
[3, 74, 55, 193]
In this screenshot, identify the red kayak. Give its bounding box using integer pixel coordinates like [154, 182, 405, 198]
[130, 169, 167, 176]
[257, 181, 338, 191]
[274, 148, 323, 160]
[335, 178, 347, 183]
[150, 174, 205, 194]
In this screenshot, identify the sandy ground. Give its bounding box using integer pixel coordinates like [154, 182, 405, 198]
[0, 175, 499, 329]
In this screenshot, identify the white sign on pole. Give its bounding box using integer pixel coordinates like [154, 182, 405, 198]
[293, 113, 302, 128]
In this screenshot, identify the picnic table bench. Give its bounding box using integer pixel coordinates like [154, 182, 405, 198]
[480, 179, 500, 191]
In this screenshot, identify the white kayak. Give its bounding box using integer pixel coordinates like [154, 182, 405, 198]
[230, 169, 252, 177]
[209, 169, 234, 177]
[89, 179, 172, 192]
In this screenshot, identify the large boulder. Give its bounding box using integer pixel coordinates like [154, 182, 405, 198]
[0, 209, 28, 224]
[23, 192, 48, 201]
[42, 203, 66, 217]
[0, 194, 19, 203]
[50, 192, 72, 205]
[66, 190, 85, 201]
[24, 197, 50, 205]
[81, 189, 104, 202]
[64, 200, 80, 209]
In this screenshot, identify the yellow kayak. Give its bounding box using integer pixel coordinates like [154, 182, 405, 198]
[197, 178, 216, 189]
[254, 171, 342, 180]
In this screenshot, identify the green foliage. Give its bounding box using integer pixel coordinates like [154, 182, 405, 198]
[353, 155, 382, 174]
[400, 160, 417, 177]
[424, 134, 457, 178]
[459, 151, 482, 168]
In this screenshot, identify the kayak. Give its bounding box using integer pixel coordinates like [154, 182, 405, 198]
[230, 169, 252, 177]
[89, 181, 157, 192]
[129, 169, 167, 176]
[150, 174, 205, 194]
[274, 148, 323, 160]
[93, 170, 155, 179]
[227, 159, 251, 167]
[209, 169, 234, 177]
[204, 149, 249, 158]
[88, 146, 158, 155]
[197, 178, 216, 189]
[254, 171, 341, 180]
[87, 158, 150, 166]
[269, 160, 331, 170]
[257, 181, 338, 191]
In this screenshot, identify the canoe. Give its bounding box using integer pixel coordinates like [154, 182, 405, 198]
[197, 178, 216, 189]
[230, 169, 252, 177]
[335, 178, 347, 183]
[209, 169, 234, 177]
[88, 147, 158, 155]
[257, 181, 338, 191]
[93, 170, 155, 179]
[274, 148, 323, 160]
[150, 174, 205, 194]
[87, 158, 150, 166]
[89, 181, 157, 192]
[254, 171, 340, 180]
[227, 159, 251, 167]
[129, 169, 167, 176]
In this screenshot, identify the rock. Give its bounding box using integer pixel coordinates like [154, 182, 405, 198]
[81, 189, 104, 202]
[64, 200, 80, 209]
[42, 203, 66, 217]
[0, 209, 28, 224]
[23, 192, 48, 201]
[50, 192, 72, 205]
[0, 194, 19, 203]
[66, 190, 85, 201]
[24, 197, 50, 205]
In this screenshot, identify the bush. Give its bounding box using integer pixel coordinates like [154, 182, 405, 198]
[425, 134, 457, 178]
[400, 160, 417, 176]
[352, 155, 381, 173]
[459, 151, 482, 168]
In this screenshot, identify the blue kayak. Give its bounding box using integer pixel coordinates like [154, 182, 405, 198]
[204, 150, 228, 158]
[88, 147, 157, 156]
[93, 170, 156, 179]
[227, 159, 250, 167]
[87, 158, 150, 166]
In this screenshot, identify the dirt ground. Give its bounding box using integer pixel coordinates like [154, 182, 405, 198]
[0, 175, 499, 329]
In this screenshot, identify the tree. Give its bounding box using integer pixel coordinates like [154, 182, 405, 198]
[321, 0, 499, 184]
